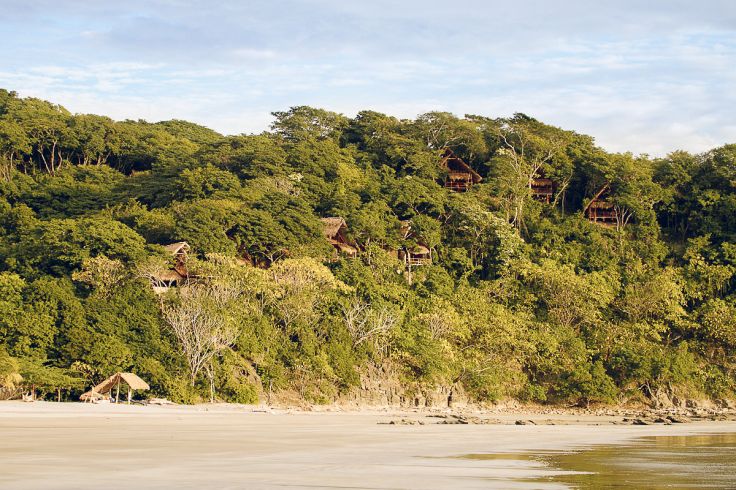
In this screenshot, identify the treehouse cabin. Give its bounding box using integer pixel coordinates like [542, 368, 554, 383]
[584, 185, 617, 226]
[399, 245, 432, 267]
[440, 149, 482, 192]
[530, 177, 555, 203]
[150, 270, 187, 294]
[586, 200, 617, 225]
[397, 220, 432, 267]
[320, 217, 358, 258]
[149, 242, 190, 294]
[164, 242, 190, 277]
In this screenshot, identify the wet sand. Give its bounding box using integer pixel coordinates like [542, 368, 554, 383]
[1, 402, 735, 489]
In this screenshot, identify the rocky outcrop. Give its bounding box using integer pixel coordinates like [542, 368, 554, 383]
[339, 363, 470, 409]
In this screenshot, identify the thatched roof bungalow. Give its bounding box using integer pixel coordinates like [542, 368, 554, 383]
[397, 220, 432, 267]
[163, 241, 190, 276]
[150, 270, 187, 294]
[148, 242, 190, 293]
[163, 241, 190, 256]
[441, 148, 482, 192]
[584, 184, 617, 226]
[399, 244, 432, 267]
[320, 217, 358, 258]
[530, 175, 555, 203]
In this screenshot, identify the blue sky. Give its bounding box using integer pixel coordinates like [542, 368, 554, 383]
[1, 0, 734, 155]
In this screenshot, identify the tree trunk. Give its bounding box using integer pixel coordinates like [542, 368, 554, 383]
[50, 141, 57, 175]
[39, 148, 50, 174]
[57, 146, 65, 171]
[207, 363, 215, 403]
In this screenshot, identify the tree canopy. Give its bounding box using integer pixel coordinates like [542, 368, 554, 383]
[0, 88, 734, 406]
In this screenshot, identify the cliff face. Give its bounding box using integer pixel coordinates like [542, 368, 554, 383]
[249, 359, 736, 411]
[263, 363, 471, 409]
[339, 364, 470, 409]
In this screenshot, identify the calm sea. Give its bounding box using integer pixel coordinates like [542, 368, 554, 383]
[461, 432, 736, 489]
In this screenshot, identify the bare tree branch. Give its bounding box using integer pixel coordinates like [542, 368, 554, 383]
[161, 286, 238, 391]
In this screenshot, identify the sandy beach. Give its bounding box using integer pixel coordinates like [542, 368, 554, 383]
[1, 402, 736, 489]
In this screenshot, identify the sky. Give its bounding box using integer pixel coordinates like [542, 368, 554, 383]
[0, 0, 734, 156]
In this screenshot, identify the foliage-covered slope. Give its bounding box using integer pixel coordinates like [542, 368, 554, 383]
[0, 89, 734, 406]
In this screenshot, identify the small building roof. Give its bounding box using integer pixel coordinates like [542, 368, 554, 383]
[320, 217, 347, 239]
[163, 242, 190, 255]
[334, 242, 358, 255]
[117, 373, 150, 390]
[588, 200, 615, 209]
[80, 372, 150, 401]
[409, 244, 431, 255]
[531, 178, 554, 185]
[583, 184, 612, 215]
[151, 269, 185, 283]
[440, 149, 482, 184]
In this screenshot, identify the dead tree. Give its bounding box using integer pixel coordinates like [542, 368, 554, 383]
[161, 285, 238, 402]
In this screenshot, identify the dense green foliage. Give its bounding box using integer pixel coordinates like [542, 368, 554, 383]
[0, 89, 734, 406]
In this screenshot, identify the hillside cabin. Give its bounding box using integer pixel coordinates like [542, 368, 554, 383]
[149, 242, 190, 294]
[164, 241, 190, 277]
[398, 220, 432, 266]
[320, 217, 358, 258]
[530, 177, 555, 203]
[150, 270, 187, 294]
[584, 185, 617, 226]
[440, 149, 482, 192]
[399, 245, 432, 267]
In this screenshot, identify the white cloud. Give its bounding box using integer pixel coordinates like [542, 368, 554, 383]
[230, 48, 278, 60]
[0, 1, 734, 156]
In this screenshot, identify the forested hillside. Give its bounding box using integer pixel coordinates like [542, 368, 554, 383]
[0, 88, 734, 406]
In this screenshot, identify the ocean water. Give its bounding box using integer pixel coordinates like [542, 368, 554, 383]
[461, 432, 736, 489]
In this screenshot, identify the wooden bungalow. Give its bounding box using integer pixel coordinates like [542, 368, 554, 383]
[163, 241, 190, 277]
[440, 148, 482, 192]
[80, 372, 150, 404]
[530, 176, 555, 203]
[399, 244, 432, 267]
[397, 220, 432, 267]
[149, 242, 190, 294]
[584, 184, 617, 226]
[150, 270, 187, 294]
[320, 217, 358, 258]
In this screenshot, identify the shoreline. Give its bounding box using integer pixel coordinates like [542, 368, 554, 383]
[3, 399, 732, 423]
[2, 402, 736, 489]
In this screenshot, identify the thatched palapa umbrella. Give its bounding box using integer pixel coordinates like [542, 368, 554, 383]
[80, 372, 150, 404]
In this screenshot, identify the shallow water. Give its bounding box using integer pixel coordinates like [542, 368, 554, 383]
[461, 432, 736, 489]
